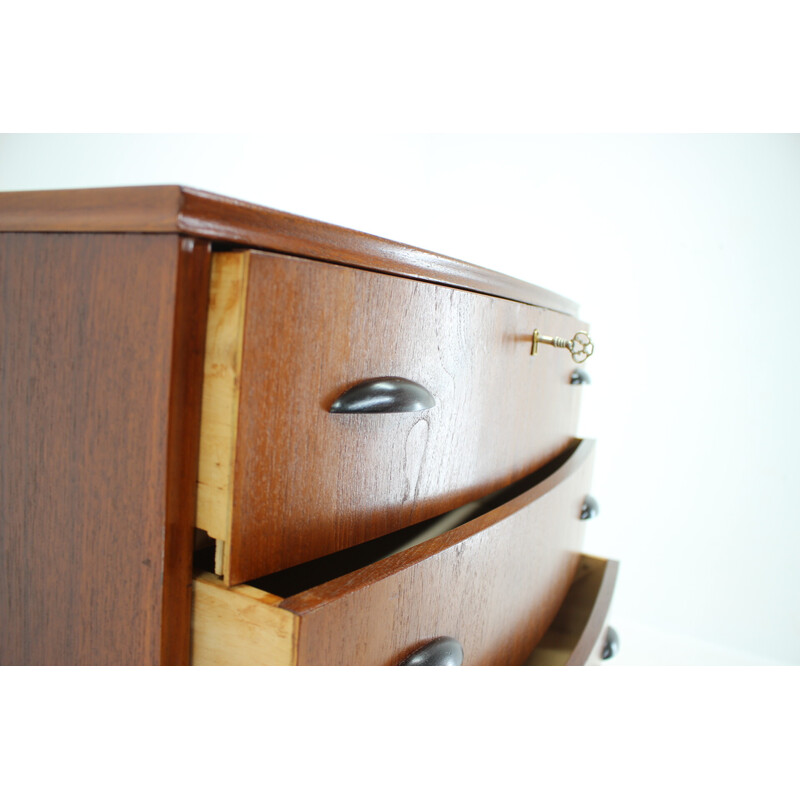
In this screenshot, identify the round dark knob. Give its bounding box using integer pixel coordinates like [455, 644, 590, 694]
[400, 636, 464, 666]
[580, 495, 599, 520]
[602, 626, 619, 660]
[570, 368, 591, 385]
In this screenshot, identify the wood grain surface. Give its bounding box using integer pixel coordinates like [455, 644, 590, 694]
[279, 439, 596, 665]
[191, 573, 297, 666]
[0, 233, 210, 665]
[162, 238, 212, 663]
[195, 252, 250, 579]
[200, 250, 587, 584]
[524, 555, 619, 666]
[0, 190, 600, 666]
[0, 186, 578, 315]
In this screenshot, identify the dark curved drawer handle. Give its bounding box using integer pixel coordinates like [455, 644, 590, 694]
[400, 636, 464, 666]
[570, 368, 591, 385]
[330, 377, 435, 414]
[602, 626, 619, 660]
[580, 495, 599, 520]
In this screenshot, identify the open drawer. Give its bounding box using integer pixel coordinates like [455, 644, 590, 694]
[525, 555, 619, 666]
[191, 439, 598, 665]
[195, 250, 587, 586]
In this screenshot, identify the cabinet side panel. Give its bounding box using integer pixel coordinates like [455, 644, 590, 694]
[0, 233, 196, 664]
[162, 238, 212, 664]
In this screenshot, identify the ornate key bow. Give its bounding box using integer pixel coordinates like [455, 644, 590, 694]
[531, 330, 594, 363]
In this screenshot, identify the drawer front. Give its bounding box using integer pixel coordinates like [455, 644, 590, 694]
[197, 250, 588, 585]
[191, 439, 597, 666]
[281, 438, 596, 665]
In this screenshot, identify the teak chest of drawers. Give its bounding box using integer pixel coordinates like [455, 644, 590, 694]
[0, 186, 617, 666]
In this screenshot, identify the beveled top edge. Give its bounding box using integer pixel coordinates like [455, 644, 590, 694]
[0, 185, 579, 315]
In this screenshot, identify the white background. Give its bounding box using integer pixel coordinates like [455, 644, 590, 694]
[2, 133, 799, 666]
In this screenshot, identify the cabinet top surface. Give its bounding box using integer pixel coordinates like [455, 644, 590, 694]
[0, 185, 577, 315]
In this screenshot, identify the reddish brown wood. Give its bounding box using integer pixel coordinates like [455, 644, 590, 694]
[0, 186, 578, 315]
[162, 238, 212, 664]
[0, 186, 182, 233]
[0, 233, 209, 665]
[0, 188, 605, 667]
[223, 251, 586, 583]
[279, 439, 595, 666]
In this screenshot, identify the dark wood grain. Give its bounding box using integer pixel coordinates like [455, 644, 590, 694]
[279, 439, 595, 666]
[218, 251, 586, 584]
[0, 233, 209, 665]
[566, 559, 619, 665]
[0, 186, 578, 315]
[161, 238, 212, 664]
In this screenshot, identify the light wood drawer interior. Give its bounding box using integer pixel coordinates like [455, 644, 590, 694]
[524, 555, 619, 666]
[196, 250, 589, 585]
[192, 438, 597, 665]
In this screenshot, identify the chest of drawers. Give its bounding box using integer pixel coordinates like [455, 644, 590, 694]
[0, 186, 617, 666]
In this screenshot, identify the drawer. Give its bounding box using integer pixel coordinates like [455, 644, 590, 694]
[524, 555, 619, 666]
[196, 250, 589, 585]
[191, 438, 597, 665]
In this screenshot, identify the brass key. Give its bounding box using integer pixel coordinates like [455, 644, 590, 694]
[531, 330, 594, 363]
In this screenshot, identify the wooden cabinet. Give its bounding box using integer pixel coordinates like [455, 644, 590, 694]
[0, 186, 617, 666]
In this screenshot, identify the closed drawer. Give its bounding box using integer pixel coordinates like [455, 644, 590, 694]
[191, 438, 597, 665]
[196, 250, 589, 585]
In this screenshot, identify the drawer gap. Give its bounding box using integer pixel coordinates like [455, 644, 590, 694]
[242, 440, 581, 599]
